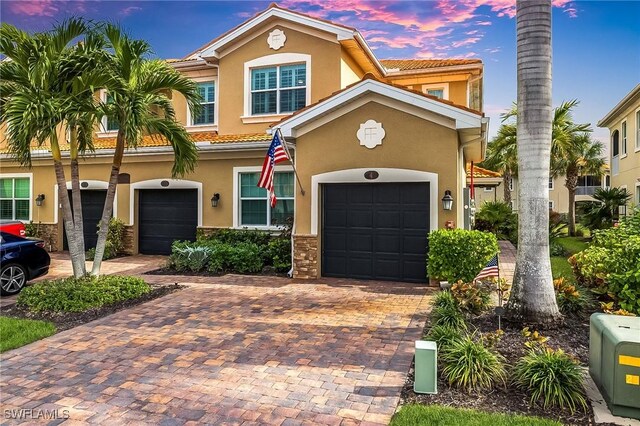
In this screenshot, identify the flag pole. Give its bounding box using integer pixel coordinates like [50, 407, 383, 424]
[277, 128, 305, 196]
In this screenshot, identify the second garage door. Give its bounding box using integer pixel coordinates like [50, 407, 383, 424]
[138, 189, 197, 255]
[322, 182, 430, 283]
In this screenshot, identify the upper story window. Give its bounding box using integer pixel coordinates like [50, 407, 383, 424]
[549, 177, 554, 190]
[422, 83, 449, 100]
[192, 82, 215, 125]
[105, 93, 119, 131]
[621, 121, 627, 156]
[251, 64, 306, 115]
[0, 177, 30, 221]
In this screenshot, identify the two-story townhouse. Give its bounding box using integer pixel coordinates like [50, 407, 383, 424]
[0, 4, 487, 283]
[598, 83, 640, 212]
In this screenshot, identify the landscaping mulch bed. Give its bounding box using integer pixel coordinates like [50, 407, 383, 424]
[401, 311, 614, 426]
[1, 284, 183, 333]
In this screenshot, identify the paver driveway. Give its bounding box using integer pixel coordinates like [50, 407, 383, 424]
[1, 275, 432, 425]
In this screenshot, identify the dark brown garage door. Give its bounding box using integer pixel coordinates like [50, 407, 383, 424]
[322, 182, 429, 283]
[138, 189, 197, 255]
[63, 190, 107, 251]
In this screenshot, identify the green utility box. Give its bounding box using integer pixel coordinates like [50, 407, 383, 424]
[414, 340, 437, 394]
[589, 313, 640, 419]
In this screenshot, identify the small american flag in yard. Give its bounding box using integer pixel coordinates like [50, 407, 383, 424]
[258, 132, 289, 207]
[475, 255, 499, 281]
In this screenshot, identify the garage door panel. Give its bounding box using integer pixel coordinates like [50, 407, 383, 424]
[139, 189, 197, 255]
[322, 182, 429, 283]
[63, 190, 107, 251]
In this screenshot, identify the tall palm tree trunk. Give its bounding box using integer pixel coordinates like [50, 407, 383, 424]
[51, 136, 86, 277]
[91, 131, 125, 275]
[69, 128, 86, 256]
[503, 170, 512, 204]
[506, 0, 561, 325]
[565, 170, 579, 236]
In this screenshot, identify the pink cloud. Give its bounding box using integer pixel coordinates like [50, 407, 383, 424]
[452, 36, 481, 48]
[563, 7, 578, 18]
[8, 0, 59, 17]
[120, 6, 142, 17]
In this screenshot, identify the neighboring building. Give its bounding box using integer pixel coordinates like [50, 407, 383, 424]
[598, 83, 640, 212]
[0, 4, 487, 283]
[466, 165, 503, 206]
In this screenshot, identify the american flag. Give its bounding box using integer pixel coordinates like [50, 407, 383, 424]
[475, 254, 499, 281]
[258, 131, 289, 207]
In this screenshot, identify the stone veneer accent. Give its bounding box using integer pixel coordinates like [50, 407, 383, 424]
[121, 225, 135, 256]
[293, 234, 318, 279]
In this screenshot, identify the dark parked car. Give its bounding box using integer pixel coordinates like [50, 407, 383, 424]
[0, 232, 50, 296]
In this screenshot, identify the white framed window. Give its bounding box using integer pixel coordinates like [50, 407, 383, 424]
[234, 167, 294, 228]
[0, 175, 32, 221]
[100, 90, 119, 133]
[635, 109, 640, 151]
[509, 178, 514, 191]
[483, 187, 493, 192]
[621, 120, 627, 156]
[251, 64, 306, 115]
[549, 177, 554, 190]
[422, 83, 449, 100]
[191, 81, 215, 125]
[549, 201, 554, 210]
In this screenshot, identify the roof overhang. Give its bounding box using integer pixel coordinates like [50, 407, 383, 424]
[598, 83, 640, 128]
[275, 78, 486, 140]
[191, 6, 355, 60]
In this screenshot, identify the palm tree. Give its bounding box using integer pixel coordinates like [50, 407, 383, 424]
[505, 0, 562, 325]
[582, 187, 632, 230]
[90, 25, 200, 275]
[0, 19, 105, 277]
[554, 133, 606, 235]
[482, 123, 517, 204]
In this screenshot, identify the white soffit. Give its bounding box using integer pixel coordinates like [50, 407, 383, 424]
[192, 7, 355, 59]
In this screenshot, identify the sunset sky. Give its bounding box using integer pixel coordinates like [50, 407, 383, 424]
[2, 0, 639, 147]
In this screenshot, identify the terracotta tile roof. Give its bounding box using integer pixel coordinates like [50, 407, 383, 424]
[466, 165, 502, 179]
[271, 73, 482, 128]
[381, 59, 482, 71]
[1, 131, 270, 154]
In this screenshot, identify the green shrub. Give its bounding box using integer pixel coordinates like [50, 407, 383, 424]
[433, 290, 458, 310]
[553, 278, 592, 316]
[228, 242, 264, 274]
[206, 242, 233, 274]
[427, 229, 499, 283]
[85, 218, 125, 261]
[513, 348, 587, 413]
[450, 281, 492, 314]
[440, 335, 506, 392]
[266, 238, 292, 273]
[431, 304, 467, 330]
[549, 242, 566, 257]
[474, 201, 518, 242]
[198, 228, 271, 247]
[17, 276, 151, 313]
[426, 324, 463, 349]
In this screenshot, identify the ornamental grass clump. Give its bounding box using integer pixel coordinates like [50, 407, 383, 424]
[433, 290, 458, 310]
[513, 347, 587, 413]
[431, 304, 467, 330]
[440, 334, 507, 392]
[426, 324, 463, 350]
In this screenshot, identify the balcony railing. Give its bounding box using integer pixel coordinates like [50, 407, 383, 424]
[576, 186, 600, 196]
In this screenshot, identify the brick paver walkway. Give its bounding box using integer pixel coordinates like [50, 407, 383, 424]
[498, 240, 516, 284]
[1, 275, 432, 425]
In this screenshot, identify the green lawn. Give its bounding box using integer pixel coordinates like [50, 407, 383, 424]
[551, 256, 574, 281]
[0, 316, 56, 353]
[555, 237, 590, 256]
[391, 405, 561, 426]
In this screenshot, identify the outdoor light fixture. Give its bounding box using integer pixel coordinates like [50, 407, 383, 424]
[211, 193, 220, 208]
[35, 194, 45, 207]
[441, 190, 453, 211]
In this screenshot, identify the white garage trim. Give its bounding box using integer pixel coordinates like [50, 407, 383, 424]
[53, 180, 115, 224]
[130, 179, 203, 227]
[310, 168, 438, 235]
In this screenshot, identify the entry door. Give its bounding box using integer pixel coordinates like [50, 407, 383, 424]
[138, 189, 198, 255]
[63, 190, 107, 250]
[322, 182, 429, 283]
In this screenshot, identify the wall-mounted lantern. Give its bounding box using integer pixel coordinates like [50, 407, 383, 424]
[441, 190, 453, 211]
[211, 193, 220, 208]
[35, 194, 46, 207]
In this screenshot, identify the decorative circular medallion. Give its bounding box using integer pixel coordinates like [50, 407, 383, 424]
[80, 181, 89, 188]
[357, 120, 386, 149]
[267, 29, 286, 50]
[160, 180, 170, 187]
